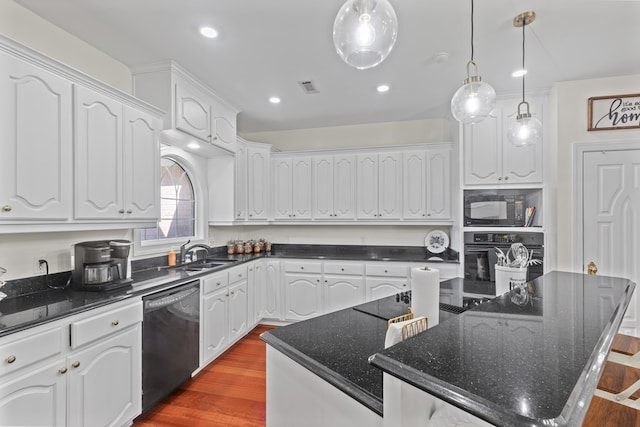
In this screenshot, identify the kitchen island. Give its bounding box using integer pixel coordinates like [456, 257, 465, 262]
[261, 271, 635, 426]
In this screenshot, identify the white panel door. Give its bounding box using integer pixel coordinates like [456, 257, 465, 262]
[324, 276, 365, 314]
[333, 154, 356, 219]
[0, 54, 72, 220]
[357, 153, 378, 219]
[292, 157, 312, 219]
[229, 281, 248, 343]
[272, 157, 293, 219]
[583, 149, 640, 336]
[313, 156, 334, 219]
[202, 288, 229, 362]
[463, 109, 501, 185]
[284, 274, 322, 320]
[74, 85, 123, 219]
[403, 150, 426, 219]
[378, 152, 402, 219]
[425, 148, 452, 220]
[174, 79, 211, 141]
[123, 106, 160, 220]
[501, 100, 543, 184]
[235, 144, 247, 220]
[263, 261, 282, 319]
[247, 148, 269, 220]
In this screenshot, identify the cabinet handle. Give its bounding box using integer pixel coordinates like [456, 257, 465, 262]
[422, 213, 426, 217]
[59, 367, 68, 374]
[1, 205, 11, 212]
[498, 177, 503, 181]
[402, 284, 407, 287]
[427, 213, 431, 217]
[384, 270, 388, 273]
[504, 176, 509, 181]
[324, 280, 327, 283]
[341, 268, 344, 271]
[300, 266, 304, 270]
[118, 209, 125, 214]
[111, 320, 120, 326]
[230, 291, 235, 295]
[72, 361, 80, 368]
[126, 209, 132, 214]
[249, 214, 253, 217]
[216, 282, 221, 286]
[5, 355, 16, 364]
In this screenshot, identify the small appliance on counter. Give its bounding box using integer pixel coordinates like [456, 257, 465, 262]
[72, 240, 133, 291]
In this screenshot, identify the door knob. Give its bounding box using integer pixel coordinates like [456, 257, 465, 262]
[587, 261, 598, 275]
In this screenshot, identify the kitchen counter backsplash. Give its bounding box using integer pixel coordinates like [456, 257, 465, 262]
[1, 271, 72, 299]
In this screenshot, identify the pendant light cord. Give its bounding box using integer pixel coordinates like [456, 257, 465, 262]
[470, 0, 474, 61]
[521, 21, 525, 104]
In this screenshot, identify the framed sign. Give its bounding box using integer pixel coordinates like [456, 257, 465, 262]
[588, 93, 640, 131]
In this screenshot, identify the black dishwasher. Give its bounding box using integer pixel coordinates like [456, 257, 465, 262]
[142, 280, 200, 412]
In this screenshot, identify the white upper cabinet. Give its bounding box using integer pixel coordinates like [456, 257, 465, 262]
[246, 145, 270, 221]
[0, 52, 73, 221]
[357, 152, 402, 219]
[75, 86, 161, 221]
[313, 154, 357, 219]
[234, 144, 248, 221]
[132, 61, 239, 155]
[403, 147, 452, 220]
[272, 155, 312, 220]
[464, 97, 544, 186]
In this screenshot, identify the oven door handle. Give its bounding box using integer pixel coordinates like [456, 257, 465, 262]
[465, 248, 493, 253]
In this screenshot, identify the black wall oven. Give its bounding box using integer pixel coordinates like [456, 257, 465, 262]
[463, 232, 544, 290]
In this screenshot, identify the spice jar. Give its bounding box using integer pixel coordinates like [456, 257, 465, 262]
[227, 241, 235, 255]
[244, 241, 253, 254]
[265, 241, 272, 252]
[254, 242, 261, 253]
[235, 242, 244, 254]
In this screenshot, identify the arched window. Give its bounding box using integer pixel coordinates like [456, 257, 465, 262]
[140, 158, 196, 241]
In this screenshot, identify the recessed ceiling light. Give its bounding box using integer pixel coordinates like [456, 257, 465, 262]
[377, 84, 390, 93]
[269, 97, 281, 104]
[512, 69, 527, 78]
[188, 142, 200, 149]
[199, 26, 218, 39]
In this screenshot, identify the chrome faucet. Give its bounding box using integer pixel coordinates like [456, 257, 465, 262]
[179, 241, 211, 263]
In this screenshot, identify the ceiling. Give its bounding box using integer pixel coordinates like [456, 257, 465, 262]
[14, 0, 640, 134]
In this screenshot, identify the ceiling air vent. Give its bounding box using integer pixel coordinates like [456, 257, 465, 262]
[298, 80, 319, 94]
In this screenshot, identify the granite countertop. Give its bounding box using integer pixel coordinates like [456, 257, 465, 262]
[0, 243, 455, 337]
[369, 271, 635, 426]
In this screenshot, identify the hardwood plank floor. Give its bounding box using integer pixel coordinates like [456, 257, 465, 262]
[135, 327, 640, 426]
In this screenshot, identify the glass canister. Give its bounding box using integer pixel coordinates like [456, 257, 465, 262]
[244, 241, 253, 254]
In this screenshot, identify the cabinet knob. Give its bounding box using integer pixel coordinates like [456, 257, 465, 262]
[422, 214, 426, 217]
[216, 282, 221, 286]
[504, 176, 509, 181]
[111, 320, 119, 326]
[126, 209, 132, 214]
[72, 361, 80, 368]
[402, 284, 407, 287]
[324, 280, 327, 283]
[427, 213, 431, 217]
[498, 177, 503, 181]
[300, 266, 304, 270]
[341, 268, 345, 271]
[118, 209, 125, 214]
[5, 355, 16, 364]
[1, 205, 11, 213]
[230, 291, 235, 295]
[384, 270, 388, 273]
[249, 214, 253, 217]
[59, 367, 68, 374]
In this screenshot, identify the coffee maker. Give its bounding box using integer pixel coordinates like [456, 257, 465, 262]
[72, 240, 133, 291]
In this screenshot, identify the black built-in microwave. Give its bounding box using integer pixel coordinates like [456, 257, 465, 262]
[464, 194, 526, 227]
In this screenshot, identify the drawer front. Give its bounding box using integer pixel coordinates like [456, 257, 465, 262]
[0, 326, 63, 377]
[227, 265, 248, 284]
[366, 263, 409, 277]
[202, 271, 229, 294]
[323, 262, 364, 276]
[70, 300, 142, 349]
[284, 261, 322, 274]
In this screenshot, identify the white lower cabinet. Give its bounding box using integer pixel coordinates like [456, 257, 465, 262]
[365, 264, 411, 301]
[0, 298, 142, 427]
[323, 262, 365, 314]
[202, 286, 230, 364]
[228, 280, 248, 343]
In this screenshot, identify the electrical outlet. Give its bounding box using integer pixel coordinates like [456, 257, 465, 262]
[33, 257, 47, 275]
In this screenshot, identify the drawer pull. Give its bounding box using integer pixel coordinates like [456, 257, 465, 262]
[59, 367, 68, 374]
[5, 355, 16, 364]
[341, 268, 345, 271]
[384, 270, 388, 273]
[126, 209, 133, 214]
[1, 205, 11, 212]
[402, 284, 407, 287]
[118, 209, 125, 214]
[72, 361, 80, 368]
[301, 266, 304, 270]
[111, 320, 120, 326]
[216, 282, 222, 286]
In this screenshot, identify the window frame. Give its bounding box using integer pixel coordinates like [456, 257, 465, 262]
[133, 146, 209, 257]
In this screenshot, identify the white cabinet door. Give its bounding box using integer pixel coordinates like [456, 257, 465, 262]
[357, 153, 378, 219]
[67, 326, 141, 427]
[123, 106, 160, 220]
[463, 109, 502, 185]
[212, 104, 236, 147]
[324, 276, 365, 314]
[272, 157, 293, 220]
[247, 147, 270, 220]
[202, 288, 229, 362]
[403, 150, 427, 219]
[174, 79, 212, 142]
[333, 154, 356, 219]
[0, 54, 73, 221]
[284, 273, 322, 321]
[74, 85, 124, 219]
[292, 157, 312, 219]
[263, 261, 282, 319]
[228, 281, 248, 343]
[366, 277, 410, 301]
[235, 144, 247, 220]
[425, 148, 451, 219]
[313, 155, 334, 219]
[377, 152, 402, 219]
[501, 100, 544, 184]
[0, 359, 66, 427]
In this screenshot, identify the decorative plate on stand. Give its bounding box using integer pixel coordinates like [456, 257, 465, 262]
[425, 230, 449, 254]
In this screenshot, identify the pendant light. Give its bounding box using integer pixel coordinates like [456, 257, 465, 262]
[507, 11, 542, 147]
[333, 0, 398, 70]
[451, 0, 496, 124]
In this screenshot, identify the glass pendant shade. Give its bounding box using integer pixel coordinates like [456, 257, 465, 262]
[507, 113, 543, 147]
[451, 77, 496, 124]
[333, 0, 398, 70]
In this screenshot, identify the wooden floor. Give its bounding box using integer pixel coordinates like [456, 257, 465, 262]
[134, 327, 640, 426]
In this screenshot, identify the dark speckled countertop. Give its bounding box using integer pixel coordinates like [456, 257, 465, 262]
[369, 271, 635, 426]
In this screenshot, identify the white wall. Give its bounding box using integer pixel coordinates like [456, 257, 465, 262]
[551, 74, 640, 271]
[0, 0, 131, 92]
